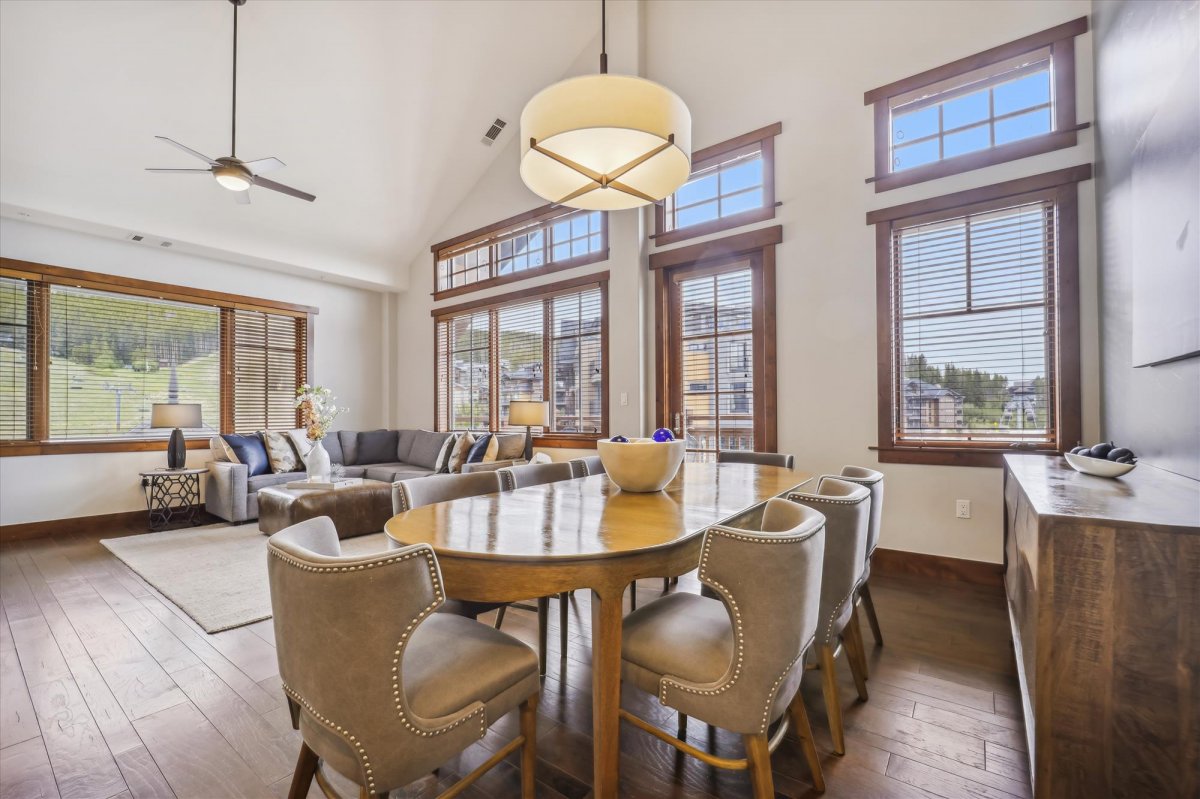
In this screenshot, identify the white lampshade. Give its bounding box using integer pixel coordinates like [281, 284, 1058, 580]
[509, 400, 550, 427]
[520, 74, 692, 210]
[151, 402, 202, 429]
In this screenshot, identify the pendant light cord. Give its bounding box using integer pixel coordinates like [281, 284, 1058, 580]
[599, 0, 607, 74]
[231, 2, 238, 156]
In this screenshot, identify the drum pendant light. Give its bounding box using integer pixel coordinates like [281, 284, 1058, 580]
[519, 0, 691, 210]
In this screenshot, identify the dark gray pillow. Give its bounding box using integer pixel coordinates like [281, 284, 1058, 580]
[408, 430, 452, 470]
[357, 429, 398, 465]
[338, 430, 360, 465]
[396, 429, 418, 462]
[321, 433, 344, 465]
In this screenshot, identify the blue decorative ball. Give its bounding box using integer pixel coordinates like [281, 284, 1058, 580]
[652, 427, 675, 442]
[610, 434, 629, 443]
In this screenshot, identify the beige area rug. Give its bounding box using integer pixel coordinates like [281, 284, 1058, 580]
[100, 523, 389, 634]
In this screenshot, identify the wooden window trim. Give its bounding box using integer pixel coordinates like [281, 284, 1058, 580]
[870, 167, 1088, 467]
[431, 204, 609, 301]
[653, 122, 781, 247]
[432, 271, 610, 445]
[652, 227, 779, 453]
[0, 258, 315, 457]
[866, 17, 1087, 193]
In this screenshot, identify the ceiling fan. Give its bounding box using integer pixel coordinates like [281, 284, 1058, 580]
[146, 0, 314, 204]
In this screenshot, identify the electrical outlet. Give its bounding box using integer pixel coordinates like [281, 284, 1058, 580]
[620, 392, 629, 407]
[955, 499, 971, 519]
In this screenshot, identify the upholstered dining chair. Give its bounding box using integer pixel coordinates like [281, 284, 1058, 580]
[834, 465, 885, 649]
[717, 450, 796, 469]
[786, 477, 872, 756]
[619, 498, 827, 797]
[570, 455, 605, 476]
[267, 517, 541, 799]
[393, 472, 513, 629]
[497, 460, 581, 673]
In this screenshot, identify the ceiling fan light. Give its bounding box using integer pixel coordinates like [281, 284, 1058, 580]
[520, 74, 692, 210]
[213, 166, 251, 192]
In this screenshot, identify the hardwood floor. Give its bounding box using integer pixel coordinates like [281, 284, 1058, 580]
[0, 524, 1028, 799]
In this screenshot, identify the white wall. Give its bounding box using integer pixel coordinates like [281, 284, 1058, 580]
[389, 0, 1099, 564]
[0, 217, 387, 525]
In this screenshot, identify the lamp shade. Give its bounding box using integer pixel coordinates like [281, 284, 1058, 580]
[509, 400, 549, 427]
[151, 402, 202, 429]
[520, 74, 692, 210]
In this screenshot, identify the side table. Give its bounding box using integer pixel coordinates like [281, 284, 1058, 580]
[139, 468, 206, 531]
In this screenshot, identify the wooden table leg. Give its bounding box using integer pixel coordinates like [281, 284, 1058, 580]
[591, 587, 625, 799]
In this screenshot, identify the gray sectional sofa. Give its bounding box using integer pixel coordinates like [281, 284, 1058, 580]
[206, 429, 453, 523]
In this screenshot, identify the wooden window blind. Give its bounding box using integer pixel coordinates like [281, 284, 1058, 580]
[870, 167, 1086, 466]
[434, 274, 608, 440]
[225, 309, 307, 434]
[654, 123, 780, 247]
[865, 17, 1087, 192]
[433, 205, 608, 300]
[0, 258, 315, 455]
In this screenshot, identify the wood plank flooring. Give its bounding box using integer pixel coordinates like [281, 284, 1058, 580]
[0, 524, 1028, 799]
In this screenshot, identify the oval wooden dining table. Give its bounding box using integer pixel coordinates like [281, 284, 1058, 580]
[384, 460, 811, 798]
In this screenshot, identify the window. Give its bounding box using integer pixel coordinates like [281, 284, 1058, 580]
[866, 17, 1087, 192]
[654, 123, 780, 246]
[433, 204, 607, 299]
[651, 226, 780, 461]
[869, 166, 1088, 466]
[0, 259, 314, 456]
[434, 273, 608, 441]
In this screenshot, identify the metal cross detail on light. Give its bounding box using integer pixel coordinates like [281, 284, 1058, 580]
[529, 134, 678, 206]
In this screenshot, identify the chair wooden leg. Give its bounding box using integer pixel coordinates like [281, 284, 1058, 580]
[559, 592, 569, 660]
[677, 712, 687, 739]
[861, 580, 883, 646]
[845, 616, 870, 702]
[743, 733, 775, 799]
[536, 597, 549, 676]
[629, 581, 637, 610]
[788, 691, 825, 792]
[662, 577, 671, 593]
[819, 644, 845, 755]
[520, 695, 538, 799]
[494, 605, 507, 629]
[288, 742, 319, 799]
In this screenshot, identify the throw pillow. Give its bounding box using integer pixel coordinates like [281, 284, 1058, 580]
[286, 428, 314, 465]
[260, 430, 300, 474]
[209, 435, 239, 463]
[357, 429, 399, 464]
[433, 433, 459, 474]
[486, 432, 526, 462]
[447, 432, 474, 473]
[220, 433, 269, 477]
[409, 430, 452, 470]
[466, 433, 492, 464]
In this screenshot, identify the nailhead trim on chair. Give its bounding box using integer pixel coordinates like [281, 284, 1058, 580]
[498, 470, 516, 492]
[659, 523, 822, 734]
[270, 543, 487, 796]
[757, 646, 810, 734]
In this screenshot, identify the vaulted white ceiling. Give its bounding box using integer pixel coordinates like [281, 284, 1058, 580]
[0, 0, 599, 290]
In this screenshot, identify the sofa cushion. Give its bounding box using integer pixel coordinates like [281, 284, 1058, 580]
[467, 433, 492, 464]
[221, 434, 269, 477]
[396, 430, 418, 463]
[448, 432, 474, 473]
[247, 471, 305, 492]
[210, 435, 240, 463]
[338, 430, 360, 465]
[286, 428, 314, 465]
[365, 464, 435, 483]
[321, 434, 344, 465]
[409, 430, 452, 470]
[357, 429, 398, 465]
[433, 433, 458, 473]
[485, 432, 525, 462]
[338, 465, 366, 479]
[261, 430, 301, 473]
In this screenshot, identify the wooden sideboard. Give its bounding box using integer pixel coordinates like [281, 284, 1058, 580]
[1003, 454, 1199, 798]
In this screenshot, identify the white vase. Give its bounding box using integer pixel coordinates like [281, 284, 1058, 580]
[307, 439, 331, 481]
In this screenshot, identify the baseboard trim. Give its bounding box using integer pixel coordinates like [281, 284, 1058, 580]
[0, 506, 211, 543]
[872, 547, 1003, 588]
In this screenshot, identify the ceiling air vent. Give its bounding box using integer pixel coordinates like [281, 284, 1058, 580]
[481, 118, 507, 146]
[126, 233, 145, 242]
[159, 241, 173, 248]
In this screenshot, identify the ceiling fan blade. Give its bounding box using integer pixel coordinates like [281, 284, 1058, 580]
[235, 190, 251, 205]
[155, 136, 220, 166]
[253, 176, 316, 202]
[145, 168, 212, 173]
[241, 157, 286, 175]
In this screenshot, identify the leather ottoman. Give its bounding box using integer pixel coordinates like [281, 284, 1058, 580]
[257, 479, 394, 539]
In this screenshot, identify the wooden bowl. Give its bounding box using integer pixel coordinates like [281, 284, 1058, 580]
[597, 438, 686, 492]
[1064, 452, 1137, 478]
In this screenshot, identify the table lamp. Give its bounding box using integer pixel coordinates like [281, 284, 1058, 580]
[508, 400, 549, 462]
[151, 402, 202, 469]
